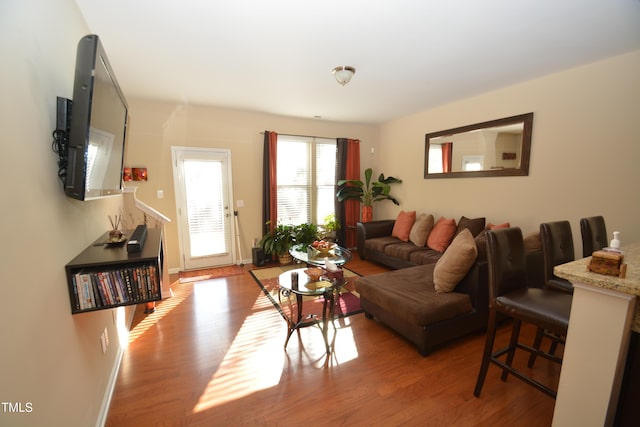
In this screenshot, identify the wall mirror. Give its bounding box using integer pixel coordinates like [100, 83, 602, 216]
[424, 112, 533, 179]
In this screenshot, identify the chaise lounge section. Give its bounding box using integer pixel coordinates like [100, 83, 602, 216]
[357, 259, 488, 356]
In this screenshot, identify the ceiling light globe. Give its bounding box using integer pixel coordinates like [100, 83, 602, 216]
[332, 66, 355, 86]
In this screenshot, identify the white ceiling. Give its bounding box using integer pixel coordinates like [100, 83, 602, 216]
[74, 0, 640, 124]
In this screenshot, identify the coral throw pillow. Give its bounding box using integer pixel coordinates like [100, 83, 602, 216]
[434, 229, 478, 292]
[391, 210, 416, 242]
[427, 216, 457, 252]
[488, 222, 510, 230]
[409, 213, 435, 247]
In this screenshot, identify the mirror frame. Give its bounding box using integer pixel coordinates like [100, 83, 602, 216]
[424, 112, 533, 179]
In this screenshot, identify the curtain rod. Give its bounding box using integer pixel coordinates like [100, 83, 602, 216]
[259, 131, 339, 140]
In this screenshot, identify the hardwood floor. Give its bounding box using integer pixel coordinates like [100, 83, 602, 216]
[105, 257, 559, 426]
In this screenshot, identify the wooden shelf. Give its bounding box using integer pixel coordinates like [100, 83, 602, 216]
[65, 228, 164, 314]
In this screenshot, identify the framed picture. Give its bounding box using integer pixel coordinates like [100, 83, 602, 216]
[132, 168, 148, 181]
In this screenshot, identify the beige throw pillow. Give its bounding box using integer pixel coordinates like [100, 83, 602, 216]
[409, 213, 434, 247]
[433, 229, 478, 293]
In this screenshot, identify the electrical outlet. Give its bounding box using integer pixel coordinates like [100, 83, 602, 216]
[100, 333, 107, 353]
[100, 328, 109, 354]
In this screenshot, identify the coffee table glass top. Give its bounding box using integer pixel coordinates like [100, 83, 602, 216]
[289, 243, 352, 266]
[278, 268, 336, 296]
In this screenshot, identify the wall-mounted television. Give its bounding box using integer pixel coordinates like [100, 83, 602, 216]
[63, 34, 128, 201]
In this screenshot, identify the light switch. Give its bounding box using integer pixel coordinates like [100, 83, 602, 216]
[157, 190, 164, 199]
[237, 200, 245, 208]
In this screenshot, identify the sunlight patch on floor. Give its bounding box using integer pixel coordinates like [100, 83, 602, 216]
[193, 307, 285, 412]
[126, 282, 194, 345]
[192, 290, 362, 413]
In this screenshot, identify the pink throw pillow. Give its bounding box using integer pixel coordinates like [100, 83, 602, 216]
[488, 222, 510, 230]
[427, 216, 457, 252]
[391, 211, 416, 242]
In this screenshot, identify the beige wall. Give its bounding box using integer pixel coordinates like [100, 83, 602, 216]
[1, 1, 134, 426]
[123, 102, 379, 271]
[376, 50, 640, 247]
[2, 0, 639, 425]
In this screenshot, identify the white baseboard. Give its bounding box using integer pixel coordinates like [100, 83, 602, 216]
[95, 308, 136, 427]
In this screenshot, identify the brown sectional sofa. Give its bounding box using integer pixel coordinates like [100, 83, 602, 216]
[355, 216, 544, 356]
[357, 260, 488, 356]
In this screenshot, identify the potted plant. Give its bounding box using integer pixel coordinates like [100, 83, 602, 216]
[336, 168, 402, 222]
[320, 213, 340, 241]
[293, 222, 319, 247]
[259, 224, 296, 264]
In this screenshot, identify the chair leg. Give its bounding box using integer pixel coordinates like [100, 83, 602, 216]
[501, 319, 521, 381]
[528, 327, 545, 368]
[474, 310, 498, 397]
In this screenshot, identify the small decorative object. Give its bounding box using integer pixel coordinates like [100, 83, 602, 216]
[132, 167, 148, 181]
[304, 268, 324, 282]
[307, 240, 337, 261]
[610, 231, 621, 250]
[107, 214, 125, 243]
[588, 250, 627, 278]
[309, 240, 336, 254]
[291, 271, 299, 290]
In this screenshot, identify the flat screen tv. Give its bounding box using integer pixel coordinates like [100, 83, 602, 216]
[64, 34, 128, 201]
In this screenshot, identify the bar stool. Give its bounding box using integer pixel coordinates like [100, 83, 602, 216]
[540, 221, 575, 294]
[580, 216, 607, 258]
[474, 227, 572, 399]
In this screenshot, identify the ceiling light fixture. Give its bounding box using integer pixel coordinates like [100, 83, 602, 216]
[332, 66, 356, 86]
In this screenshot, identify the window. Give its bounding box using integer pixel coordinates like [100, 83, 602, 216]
[276, 135, 336, 226]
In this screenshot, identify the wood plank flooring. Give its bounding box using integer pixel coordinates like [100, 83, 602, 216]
[105, 257, 559, 426]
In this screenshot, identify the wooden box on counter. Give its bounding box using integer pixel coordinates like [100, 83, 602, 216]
[588, 250, 627, 278]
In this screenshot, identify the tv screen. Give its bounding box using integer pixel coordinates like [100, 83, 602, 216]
[65, 34, 128, 201]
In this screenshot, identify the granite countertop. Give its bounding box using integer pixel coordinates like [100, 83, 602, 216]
[555, 242, 640, 332]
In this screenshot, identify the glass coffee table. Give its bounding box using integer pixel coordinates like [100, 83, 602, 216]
[289, 243, 352, 267]
[278, 267, 346, 356]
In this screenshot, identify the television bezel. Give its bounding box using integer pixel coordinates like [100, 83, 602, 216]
[65, 34, 128, 201]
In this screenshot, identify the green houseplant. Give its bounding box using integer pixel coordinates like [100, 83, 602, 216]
[336, 168, 402, 222]
[259, 222, 320, 264]
[259, 224, 296, 264]
[320, 213, 340, 241]
[293, 222, 319, 247]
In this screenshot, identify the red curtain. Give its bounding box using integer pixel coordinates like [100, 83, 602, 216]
[442, 142, 453, 173]
[262, 131, 278, 234]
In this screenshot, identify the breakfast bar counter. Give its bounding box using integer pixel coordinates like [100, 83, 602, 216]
[552, 242, 640, 426]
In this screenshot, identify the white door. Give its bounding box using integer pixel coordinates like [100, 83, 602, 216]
[172, 147, 235, 270]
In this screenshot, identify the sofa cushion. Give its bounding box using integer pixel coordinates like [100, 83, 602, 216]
[365, 236, 402, 253]
[409, 249, 444, 265]
[524, 231, 542, 252]
[355, 264, 473, 326]
[391, 210, 416, 242]
[384, 242, 431, 261]
[409, 213, 435, 247]
[427, 217, 457, 252]
[456, 216, 486, 237]
[434, 229, 478, 293]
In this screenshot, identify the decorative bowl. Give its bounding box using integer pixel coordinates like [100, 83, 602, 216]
[308, 241, 336, 255]
[304, 268, 325, 282]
